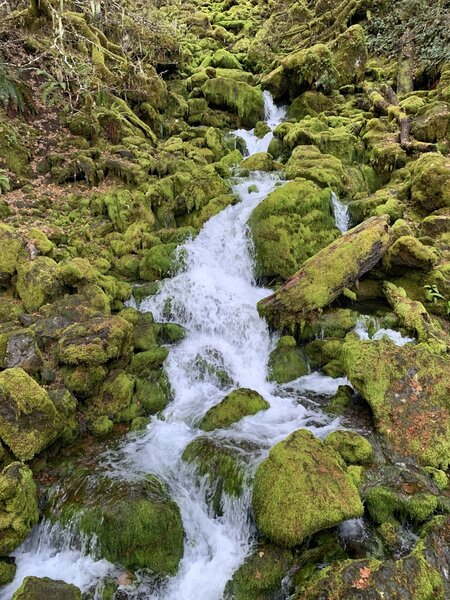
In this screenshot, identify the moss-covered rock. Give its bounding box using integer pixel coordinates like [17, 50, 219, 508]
[128, 347, 169, 377]
[16, 257, 59, 313]
[249, 179, 338, 281]
[211, 49, 242, 70]
[133, 370, 172, 415]
[87, 370, 135, 422]
[324, 430, 374, 465]
[199, 388, 269, 431]
[240, 152, 273, 172]
[267, 336, 308, 384]
[409, 153, 450, 212]
[0, 368, 62, 461]
[252, 429, 363, 547]
[299, 308, 357, 341]
[0, 559, 16, 585]
[0, 462, 39, 554]
[67, 476, 183, 576]
[386, 235, 439, 271]
[0, 327, 42, 373]
[11, 577, 81, 600]
[411, 101, 450, 143]
[0, 224, 23, 284]
[139, 243, 179, 281]
[57, 316, 133, 365]
[341, 338, 450, 468]
[332, 25, 367, 87]
[258, 216, 392, 328]
[284, 145, 348, 194]
[287, 91, 334, 121]
[224, 544, 293, 600]
[202, 77, 264, 128]
[294, 516, 450, 599]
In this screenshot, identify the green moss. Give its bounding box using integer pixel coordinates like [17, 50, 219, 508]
[332, 25, 367, 86]
[129, 348, 169, 377]
[57, 316, 133, 365]
[387, 235, 439, 271]
[73, 476, 183, 575]
[89, 415, 114, 438]
[11, 577, 82, 600]
[16, 257, 59, 313]
[158, 323, 186, 344]
[324, 431, 374, 465]
[202, 77, 264, 127]
[28, 229, 54, 256]
[139, 243, 179, 281]
[326, 385, 353, 416]
[240, 152, 273, 172]
[424, 468, 448, 490]
[0, 559, 16, 585]
[258, 216, 391, 328]
[0, 224, 24, 279]
[267, 336, 308, 384]
[133, 371, 172, 415]
[287, 91, 334, 121]
[0, 462, 39, 554]
[199, 388, 269, 431]
[285, 145, 347, 194]
[409, 153, 450, 212]
[224, 544, 293, 600]
[133, 313, 159, 351]
[411, 101, 450, 143]
[249, 179, 338, 281]
[365, 485, 438, 525]
[61, 364, 107, 398]
[341, 338, 450, 468]
[88, 370, 135, 422]
[300, 308, 357, 341]
[211, 49, 242, 70]
[0, 368, 62, 461]
[182, 436, 247, 502]
[252, 429, 363, 547]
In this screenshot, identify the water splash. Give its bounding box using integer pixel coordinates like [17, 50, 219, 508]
[354, 315, 415, 346]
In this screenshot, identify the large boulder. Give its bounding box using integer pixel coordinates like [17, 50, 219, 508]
[12, 577, 81, 600]
[0, 368, 62, 461]
[252, 429, 363, 547]
[332, 25, 367, 87]
[258, 216, 392, 328]
[0, 224, 23, 285]
[202, 77, 265, 128]
[342, 338, 450, 469]
[409, 153, 450, 212]
[16, 257, 60, 313]
[248, 179, 338, 281]
[0, 326, 42, 373]
[64, 476, 184, 576]
[0, 462, 39, 554]
[56, 316, 133, 365]
[199, 388, 269, 431]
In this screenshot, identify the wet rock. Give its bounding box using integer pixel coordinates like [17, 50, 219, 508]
[224, 544, 293, 600]
[267, 336, 308, 384]
[342, 338, 450, 468]
[56, 316, 133, 365]
[199, 388, 269, 431]
[252, 429, 363, 547]
[87, 370, 135, 422]
[0, 558, 16, 585]
[294, 516, 450, 599]
[386, 235, 439, 271]
[0, 327, 42, 373]
[133, 370, 172, 415]
[65, 476, 184, 576]
[0, 462, 39, 554]
[299, 308, 358, 341]
[240, 152, 273, 172]
[258, 216, 392, 328]
[11, 576, 81, 600]
[128, 347, 169, 377]
[0, 368, 62, 461]
[202, 77, 265, 128]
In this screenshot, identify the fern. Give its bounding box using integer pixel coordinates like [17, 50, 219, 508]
[0, 63, 32, 116]
[0, 172, 10, 195]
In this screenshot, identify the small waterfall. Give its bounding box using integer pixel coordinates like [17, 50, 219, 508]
[354, 315, 415, 346]
[331, 192, 350, 233]
[3, 93, 340, 600]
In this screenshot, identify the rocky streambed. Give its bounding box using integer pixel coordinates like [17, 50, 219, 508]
[0, 0, 450, 599]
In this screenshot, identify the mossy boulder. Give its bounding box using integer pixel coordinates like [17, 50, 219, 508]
[294, 516, 450, 599]
[0, 559, 16, 585]
[56, 316, 133, 365]
[16, 257, 59, 313]
[248, 179, 338, 281]
[285, 145, 347, 194]
[324, 431, 374, 465]
[411, 101, 450, 143]
[252, 429, 363, 547]
[199, 388, 269, 431]
[68, 476, 183, 576]
[0, 224, 23, 284]
[341, 338, 450, 469]
[11, 577, 82, 600]
[0, 368, 62, 461]
[267, 336, 308, 384]
[133, 370, 172, 415]
[287, 91, 334, 121]
[61, 364, 107, 398]
[139, 243, 179, 281]
[240, 152, 273, 172]
[409, 153, 450, 212]
[258, 216, 392, 328]
[386, 235, 439, 271]
[299, 308, 357, 341]
[224, 544, 293, 600]
[211, 49, 242, 70]
[128, 347, 169, 377]
[87, 370, 135, 422]
[202, 77, 264, 128]
[0, 462, 39, 554]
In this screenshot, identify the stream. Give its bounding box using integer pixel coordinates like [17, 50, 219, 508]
[3, 93, 351, 599]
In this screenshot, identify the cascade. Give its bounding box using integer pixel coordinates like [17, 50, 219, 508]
[2, 93, 341, 600]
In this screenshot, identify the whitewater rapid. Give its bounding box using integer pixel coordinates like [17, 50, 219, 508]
[3, 92, 343, 600]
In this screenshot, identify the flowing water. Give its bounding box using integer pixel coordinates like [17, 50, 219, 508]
[3, 93, 343, 600]
[354, 315, 415, 346]
[331, 191, 350, 233]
